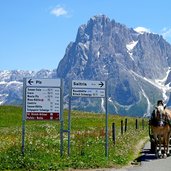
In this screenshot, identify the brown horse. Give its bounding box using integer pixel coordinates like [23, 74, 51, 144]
[150, 105, 171, 158]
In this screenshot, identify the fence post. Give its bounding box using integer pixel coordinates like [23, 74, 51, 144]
[121, 120, 123, 135]
[125, 118, 127, 132]
[136, 119, 138, 129]
[112, 123, 116, 144]
[142, 118, 144, 130]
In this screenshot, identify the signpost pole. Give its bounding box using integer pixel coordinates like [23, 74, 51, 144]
[60, 120, 64, 156]
[68, 95, 71, 156]
[21, 78, 26, 156]
[105, 81, 108, 157]
[21, 118, 26, 156]
[60, 80, 64, 156]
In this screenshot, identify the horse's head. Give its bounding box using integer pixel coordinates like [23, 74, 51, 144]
[154, 105, 167, 126]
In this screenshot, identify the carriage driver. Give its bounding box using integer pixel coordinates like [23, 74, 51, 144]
[150, 100, 166, 125]
[157, 100, 165, 107]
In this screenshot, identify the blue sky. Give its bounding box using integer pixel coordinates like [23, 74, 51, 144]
[0, 0, 171, 71]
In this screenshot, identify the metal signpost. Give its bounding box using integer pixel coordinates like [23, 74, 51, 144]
[68, 80, 108, 157]
[22, 78, 63, 156]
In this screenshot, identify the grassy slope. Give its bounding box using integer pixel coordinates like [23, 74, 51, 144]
[0, 106, 148, 170]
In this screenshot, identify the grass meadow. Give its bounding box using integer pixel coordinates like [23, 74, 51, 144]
[0, 105, 148, 170]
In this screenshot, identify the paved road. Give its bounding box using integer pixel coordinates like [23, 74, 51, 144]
[113, 141, 171, 171]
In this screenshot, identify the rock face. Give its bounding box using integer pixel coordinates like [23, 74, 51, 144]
[56, 15, 171, 116]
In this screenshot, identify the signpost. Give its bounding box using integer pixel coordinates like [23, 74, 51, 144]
[68, 80, 108, 157]
[22, 78, 63, 155]
[72, 80, 105, 89]
[71, 80, 106, 98]
[26, 86, 61, 120]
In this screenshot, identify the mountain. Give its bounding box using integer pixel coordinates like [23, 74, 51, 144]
[1, 15, 171, 117]
[56, 15, 171, 116]
[0, 69, 56, 105]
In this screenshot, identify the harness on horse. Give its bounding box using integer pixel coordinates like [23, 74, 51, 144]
[149, 107, 170, 127]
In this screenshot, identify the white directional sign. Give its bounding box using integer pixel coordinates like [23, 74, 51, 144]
[24, 78, 62, 120]
[72, 88, 105, 98]
[72, 80, 105, 89]
[26, 78, 61, 87]
[71, 80, 106, 98]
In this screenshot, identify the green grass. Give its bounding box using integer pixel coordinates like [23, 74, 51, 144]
[0, 106, 148, 170]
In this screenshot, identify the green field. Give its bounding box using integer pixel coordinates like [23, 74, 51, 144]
[0, 105, 148, 170]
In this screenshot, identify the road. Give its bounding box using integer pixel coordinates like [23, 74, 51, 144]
[112, 141, 171, 171]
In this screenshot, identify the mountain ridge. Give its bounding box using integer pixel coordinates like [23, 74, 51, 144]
[56, 15, 171, 116]
[1, 15, 171, 117]
[0, 69, 56, 105]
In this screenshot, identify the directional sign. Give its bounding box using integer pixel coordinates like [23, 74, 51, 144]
[24, 78, 62, 120]
[72, 80, 105, 89]
[22, 78, 64, 157]
[26, 78, 61, 87]
[71, 80, 106, 98]
[68, 79, 108, 157]
[72, 88, 105, 98]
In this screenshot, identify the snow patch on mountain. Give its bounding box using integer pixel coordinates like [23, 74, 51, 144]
[141, 88, 151, 117]
[0, 69, 57, 105]
[134, 27, 151, 34]
[126, 41, 138, 60]
[131, 67, 171, 103]
[101, 98, 105, 112]
[154, 67, 171, 102]
[0, 94, 8, 105]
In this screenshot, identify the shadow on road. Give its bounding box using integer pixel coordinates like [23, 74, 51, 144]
[134, 143, 171, 164]
[135, 149, 156, 163]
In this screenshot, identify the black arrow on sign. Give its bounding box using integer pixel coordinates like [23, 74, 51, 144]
[99, 81, 104, 87]
[28, 79, 33, 85]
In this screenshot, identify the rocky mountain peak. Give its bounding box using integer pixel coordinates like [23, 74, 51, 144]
[57, 15, 171, 116]
[1, 15, 171, 117]
[76, 15, 110, 43]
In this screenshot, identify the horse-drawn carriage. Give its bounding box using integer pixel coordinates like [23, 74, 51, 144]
[149, 125, 157, 153]
[149, 101, 171, 158]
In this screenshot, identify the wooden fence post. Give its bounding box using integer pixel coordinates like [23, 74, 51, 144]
[125, 118, 127, 132]
[121, 120, 123, 135]
[136, 119, 138, 129]
[142, 118, 144, 129]
[112, 123, 116, 144]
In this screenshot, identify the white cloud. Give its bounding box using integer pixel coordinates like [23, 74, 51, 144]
[161, 28, 171, 40]
[50, 5, 68, 17]
[134, 27, 151, 34]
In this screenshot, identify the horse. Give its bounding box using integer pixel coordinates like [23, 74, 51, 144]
[150, 105, 171, 158]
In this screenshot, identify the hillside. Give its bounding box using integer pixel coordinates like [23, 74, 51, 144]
[0, 106, 148, 170]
